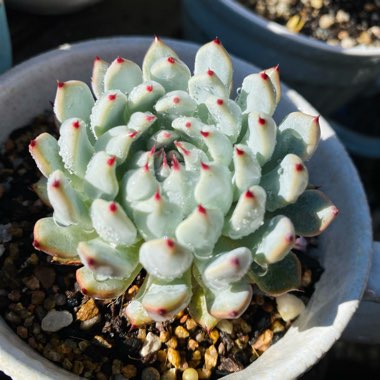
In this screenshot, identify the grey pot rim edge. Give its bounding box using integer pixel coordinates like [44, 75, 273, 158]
[216, 0, 380, 57]
[0, 36, 373, 380]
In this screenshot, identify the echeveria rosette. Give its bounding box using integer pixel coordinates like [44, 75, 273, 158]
[30, 37, 338, 330]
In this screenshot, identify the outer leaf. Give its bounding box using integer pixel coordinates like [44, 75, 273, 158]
[91, 57, 109, 99]
[54, 80, 95, 123]
[194, 38, 233, 93]
[29, 133, 64, 178]
[277, 189, 338, 237]
[250, 252, 301, 296]
[76, 266, 133, 299]
[33, 217, 95, 264]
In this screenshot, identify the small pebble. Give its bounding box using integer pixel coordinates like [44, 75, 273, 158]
[319, 14, 335, 29]
[175, 325, 189, 339]
[166, 337, 178, 349]
[141, 367, 160, 380]
[140, 332, 161, 357]
[41, 310, 73, 332]
[167, 347, 181, 368]
[17, 326, 28, 339]
[183, 368, 199, 380]
[161, 369, 177, 380]
[188, 339, 199, 351]
[252, 329, 273, 352]
[310, 0, 323, 9]
[31, 290, 45, 305]
[204, 345, 218, 369]
[185, 318, 198, 331]
[80, 315, 101, 330]
[34, 266, 56, 289]
[159, 330, 170, 343]
[196, 368, 211, 379]
[336, 10, 350, 24]
[76, 298, 99, 321]
[209, 329, 219, 344]
[121, 364, 137, 379]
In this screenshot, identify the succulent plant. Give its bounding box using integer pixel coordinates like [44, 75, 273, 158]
[30, 37, 338, 329]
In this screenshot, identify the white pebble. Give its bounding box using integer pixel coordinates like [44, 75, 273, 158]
[140, 332, 161, 357]
[276, 294, 305, 322]
[41, 309, 73, 332]
[319, 14, 335, 29]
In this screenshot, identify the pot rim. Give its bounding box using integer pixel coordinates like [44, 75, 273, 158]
[221, 0, 380, 56]
[0, 36, 373, 380]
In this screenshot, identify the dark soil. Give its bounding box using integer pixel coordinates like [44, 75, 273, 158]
[238, 0, 380, 47]
[0, 113, 322, 379]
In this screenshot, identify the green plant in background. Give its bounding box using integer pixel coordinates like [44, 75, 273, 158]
[30, 37, 338, 329]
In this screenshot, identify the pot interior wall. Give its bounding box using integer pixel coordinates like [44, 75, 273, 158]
[0, 37, 372, 380]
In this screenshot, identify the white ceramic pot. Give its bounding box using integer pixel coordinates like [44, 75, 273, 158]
[0, 37, 378, 380]
[182, 0, 380, 116]
[5, 0, 102, 15]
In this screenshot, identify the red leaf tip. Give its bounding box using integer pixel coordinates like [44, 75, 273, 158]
[201, 162, 210, 170]
[258, 117, 266, 125]
[200, 130, 210, 138]
[198, 204, 207, 214]
[29, 139, 37, 148]
[109, 202, 117, 212]
[108, 94, 117, 101]
[207, 69, 214, 76]
[185, 121, 192, 128]
[51, 179, 61, 188]
[107, 156, 117, 166]
[216, 98, 224, 106]
[57, 81, 65, 88]
[72, 120, 80, 129]
[146, 85, 153, 92]
[33, 240, 40, 249]
[116, 56, 124, 64]
[166, 239, 175, 248]
[173, 96, 181, 104]
[260, 72, 269, 80]
[245, 190, 255, 199]
[167, 56, 176, 64]
[235, 147, 245, 156]
[295, 163, 304, 172]
[213, 37, 221, 45]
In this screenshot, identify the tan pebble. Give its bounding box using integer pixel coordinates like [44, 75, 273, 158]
[140, 332, 162, 357]
[217, 342, 225, 356]
[364, 3, 377, 12]
[76, 299, 99, 321]
[341, 37, 356, 49]
[161, 368, 177, 380]
[78, 340, 89, 351]
[239, 319, 252, 334]
[195, 331, 205, 343]
[197, 368, 212, 379]
[357, 31, 372, 45]
[216, 320, 233, 335]
[137, 328, 147, 341]
[286, 14, 305, 33]
[157, 349, 167, 362]
[176, 310, 185, 319]
[204, 345, 218, 369]
[271, 319, 285, 333]
[319, 14, 335, 29]
[167, 347, 181, 368]
[185, 318, 198, 331]
[369, 26, 380, 39]
[310, 0, 323, 9]
[160, 330, 170, 343]
[94, 335, 112, 349]
[179, 314, 188, 324]
[252, 329, 273, 352]
[175, 326, 189, 339]
[121, 364, 137, 378]
[234, 338, 244, 350]
[16, 326, 28, 339]
[188, 339, 199, 351]
[336, 10, 350, 23]
[183, 368, 199, 380]
[192, 350, 202, 361]
[301, 269, 312, 287]
[208, 329, 219, 344]
[73, 361, 85, 375]
[166, 337, 178, 349]
[127, 285, 139, 297]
